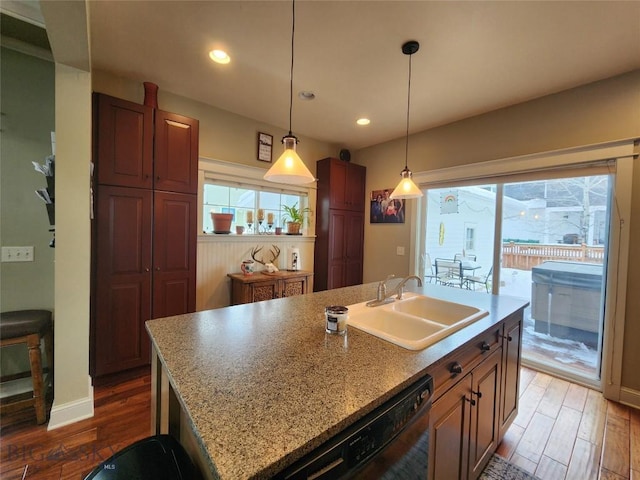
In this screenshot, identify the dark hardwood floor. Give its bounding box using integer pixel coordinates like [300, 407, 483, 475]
[1, 367, 638, 479]
[1, 374, 150, 479]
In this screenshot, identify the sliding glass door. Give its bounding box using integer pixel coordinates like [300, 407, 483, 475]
[499, 175, 609, 384]
[422, 185, 496, 292]
[422, 173, 611, 387]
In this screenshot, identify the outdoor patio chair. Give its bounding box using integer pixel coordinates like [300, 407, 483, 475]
[466, 267, 493, 292]
[454, 253, 477, 261]
[423, 253, 438, 283]
[435, 258, 465, 288]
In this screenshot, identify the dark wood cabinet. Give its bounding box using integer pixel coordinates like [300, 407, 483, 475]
[499, 313, 522, 439]
[429, 374, 472, 480]
[429, 348, 502, 480]
[227, 271, 313, 305]
[152, 191, 197, 318]
[468, 348, 502, 479]
[319, 158, 366, 211]
[95, 94, 154, 189]
[154, 110, 199, 195]
[428, 310, 522, 480]
[93, 186, 153, 377]
[91, 93, 198, 380]
[314, 158, 366, 291]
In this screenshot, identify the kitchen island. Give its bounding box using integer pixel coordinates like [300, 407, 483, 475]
[146, 280, 528, 479]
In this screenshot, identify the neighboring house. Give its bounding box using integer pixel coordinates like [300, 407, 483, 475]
[425, 186, 527, 268]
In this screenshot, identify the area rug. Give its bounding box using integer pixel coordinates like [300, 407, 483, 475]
[479, 454, 540, 480]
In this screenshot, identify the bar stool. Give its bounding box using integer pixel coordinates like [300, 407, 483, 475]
[0, 310, 53, 424]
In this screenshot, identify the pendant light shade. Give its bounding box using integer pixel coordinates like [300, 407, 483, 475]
[264, 135, 315, 184]
[264, 1, 315, 185]
[390, 40, 423, 200]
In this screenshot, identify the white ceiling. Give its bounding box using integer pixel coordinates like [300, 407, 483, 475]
[11, 1, 640, 151]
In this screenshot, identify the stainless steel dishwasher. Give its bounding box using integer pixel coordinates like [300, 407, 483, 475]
[277, 375, 433, 480]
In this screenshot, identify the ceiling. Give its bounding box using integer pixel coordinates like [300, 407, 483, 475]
[5, 1, 640, 151]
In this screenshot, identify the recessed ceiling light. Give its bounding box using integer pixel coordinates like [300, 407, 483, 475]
[356, 118, 371, 126]
[298, 91, 315, 100]
[209, 49, 230, 64]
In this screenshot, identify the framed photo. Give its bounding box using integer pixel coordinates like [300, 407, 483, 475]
[257, 132, 273, 163]
[370, 188, 405, 224]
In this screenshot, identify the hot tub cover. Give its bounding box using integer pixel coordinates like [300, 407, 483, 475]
[532, 261, 603, 290]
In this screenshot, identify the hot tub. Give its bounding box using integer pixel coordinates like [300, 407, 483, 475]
[531, 261, 603, 348]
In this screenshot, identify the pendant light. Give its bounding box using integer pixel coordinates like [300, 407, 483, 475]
[264, 0, 315, 185]
[390, 40, 424, 199]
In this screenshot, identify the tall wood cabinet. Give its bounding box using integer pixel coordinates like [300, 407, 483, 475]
[314, 158, 366, 291]
[91, 93, 198, 379]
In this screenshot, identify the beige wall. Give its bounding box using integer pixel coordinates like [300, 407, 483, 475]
[0, 47, 55, 373]
[92, 70, 339, 173]
[356, 70, 640, 390]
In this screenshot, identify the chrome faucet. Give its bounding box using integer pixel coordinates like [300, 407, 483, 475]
[366, 275, 423, 307]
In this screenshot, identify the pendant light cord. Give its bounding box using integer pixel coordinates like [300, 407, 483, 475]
[404, 52, 412, 169]
[288, 0, 295, 137]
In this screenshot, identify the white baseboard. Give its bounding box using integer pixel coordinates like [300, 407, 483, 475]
[47, 376, 94, 430]
[619, 387, 640, 410]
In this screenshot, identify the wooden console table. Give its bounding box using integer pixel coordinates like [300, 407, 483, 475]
[227, 270, 313, 305]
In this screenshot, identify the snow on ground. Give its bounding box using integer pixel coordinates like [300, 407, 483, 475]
[498, 268, 599, 376]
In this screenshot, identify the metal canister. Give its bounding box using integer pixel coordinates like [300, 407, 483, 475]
[325, 305, 348, 335]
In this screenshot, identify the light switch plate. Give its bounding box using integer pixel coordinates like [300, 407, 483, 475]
[396, 246, 405, 256]
[1, 246, 34, 262]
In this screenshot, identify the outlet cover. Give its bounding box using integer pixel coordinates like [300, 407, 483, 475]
[1, 246, 34, 262]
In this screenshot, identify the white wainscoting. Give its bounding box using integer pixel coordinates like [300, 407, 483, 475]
[196, 235, 315, 311]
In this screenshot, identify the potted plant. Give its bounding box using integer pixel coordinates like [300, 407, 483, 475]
[282, 202, 312, 235]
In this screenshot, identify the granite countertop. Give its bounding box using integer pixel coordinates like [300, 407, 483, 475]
[146, 280, 528, 479]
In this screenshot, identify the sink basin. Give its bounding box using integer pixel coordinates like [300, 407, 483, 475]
[347, 293, 488, 350]
[389, 295, 483, 326]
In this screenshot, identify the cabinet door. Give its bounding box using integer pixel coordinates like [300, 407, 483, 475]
[500, 314, 522, 439]
[346, 163, 366, 211]
[250, 279, 279, 302]
[429, 374, 472, 480]
[154, 111, 199, 194]
[323, 158, 366, 211]
[327, 211, 347, 290]
[94, 186, 153, 376]
[344, 211, 364, 287]
[95, 94, 153, 189]
[281, 276, 308, 298]
[328, 159, 349, 209]
[152, 192, 197, 318]
[468, 348, 502, 479]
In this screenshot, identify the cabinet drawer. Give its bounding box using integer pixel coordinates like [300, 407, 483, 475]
[431, 326, 501, 401]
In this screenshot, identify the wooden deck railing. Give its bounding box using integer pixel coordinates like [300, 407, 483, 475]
[502, 242, 604, 270]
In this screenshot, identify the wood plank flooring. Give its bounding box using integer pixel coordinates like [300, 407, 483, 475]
[0, 366, 638, 479]
[497, 366, 640, 480]
[0, 374, 151, 479]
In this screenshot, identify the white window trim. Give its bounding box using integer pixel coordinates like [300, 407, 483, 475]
[198, 157, 317, 237]
[410, 139, 636, 400]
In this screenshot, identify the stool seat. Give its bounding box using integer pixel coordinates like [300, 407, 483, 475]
[0, 309, 53, 424]
[1, 310, 52, 339]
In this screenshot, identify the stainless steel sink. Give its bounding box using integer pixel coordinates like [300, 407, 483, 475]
[347, 292, 488, 350]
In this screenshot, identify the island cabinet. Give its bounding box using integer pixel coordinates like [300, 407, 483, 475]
[428, 310, 522, 480]
[499, 312, 523, 439]
[314, 157, 366, 291]
[227, 271, 313, 305]
[91, 93, 198, 380]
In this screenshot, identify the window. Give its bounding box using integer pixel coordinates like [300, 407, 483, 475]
[203, 183, 307, 233]
[464, 224, 476, 251]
